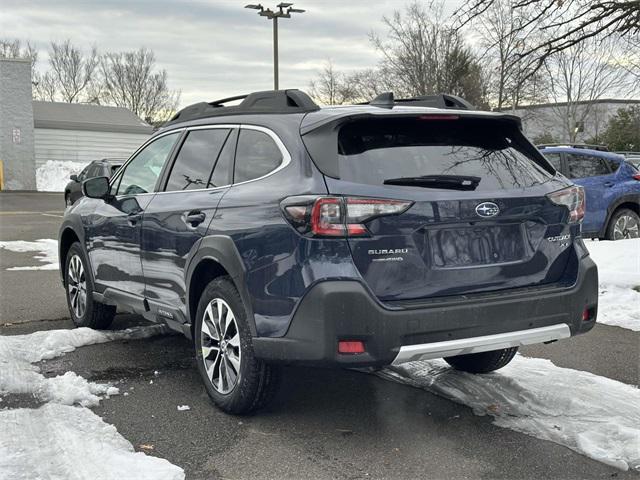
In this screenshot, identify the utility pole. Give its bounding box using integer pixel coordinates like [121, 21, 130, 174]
[245, 3, 305, 90]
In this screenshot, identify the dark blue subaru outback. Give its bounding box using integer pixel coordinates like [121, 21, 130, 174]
[59, 90, 598, 413]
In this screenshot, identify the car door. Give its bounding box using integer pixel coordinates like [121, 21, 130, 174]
[140, 127, 237, 320]
[86, 132, 181, 303]
[565, 152, 616, 235]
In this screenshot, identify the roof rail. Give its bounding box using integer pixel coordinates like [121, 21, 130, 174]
[537, 143, 609, 152]
[167, 89, 320, 125]
[364, 92, 474, 110]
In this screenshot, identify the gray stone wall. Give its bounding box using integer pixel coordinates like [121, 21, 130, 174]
[0, 58, 36, 190]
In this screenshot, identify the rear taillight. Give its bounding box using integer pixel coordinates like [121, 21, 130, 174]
[282, 196, 413, 237]
[633, 173, 640, 181]
[547, 186, 585, 223]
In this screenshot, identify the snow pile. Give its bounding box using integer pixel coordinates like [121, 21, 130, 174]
[36, 160, 87, 192]
[380, 355, 640, 471]
[0, 404, 184, 480]
[0, 325, 184, 479]
[0, 325, 169, 405]
[0, 239, 59, 271]
[586, 238, 640, 331]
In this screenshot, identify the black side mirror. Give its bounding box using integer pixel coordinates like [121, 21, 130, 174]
[70, 174, 78, 182]
[82, 176, 111, 200]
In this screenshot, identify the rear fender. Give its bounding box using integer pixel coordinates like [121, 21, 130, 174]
[185, 235, 256, 335]
[598, 193, 640, 237]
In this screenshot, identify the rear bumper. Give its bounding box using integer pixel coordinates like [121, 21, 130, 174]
[253, 255, 598, 367]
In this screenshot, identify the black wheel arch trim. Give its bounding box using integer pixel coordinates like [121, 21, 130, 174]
[58, 219, 91, 286]
[185, 235, 257, 336]
[599, 193, 640, 237]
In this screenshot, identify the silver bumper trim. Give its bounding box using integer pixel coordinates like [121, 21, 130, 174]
[392, 323, 571, 365]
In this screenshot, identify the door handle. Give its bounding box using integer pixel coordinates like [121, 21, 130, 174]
[127, 213, 141, 226]
[184, 210, 206, 227]
[604, 181, 614, 187]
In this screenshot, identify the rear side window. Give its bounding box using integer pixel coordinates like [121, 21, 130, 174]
[210, 129, 237, 187]
[165, 129, 230, 191]
[566, 154, 610, 179]
[334, 117, 552, 191]
[234, 129, 283, 183]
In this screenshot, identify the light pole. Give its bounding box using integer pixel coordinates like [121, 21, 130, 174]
[245, 3, 305, 90]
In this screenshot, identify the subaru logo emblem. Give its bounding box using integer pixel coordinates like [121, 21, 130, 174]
[475, 202, 500, 218]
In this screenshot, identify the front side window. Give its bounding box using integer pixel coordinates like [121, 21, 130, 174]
[165, 129, 230, 191]
[87, 163, 103, 178]
[542, 152, 562, 172]
[234, 129, 283, 183]
[116, 132, 179, 196]
[77, 165, 91, 181]
[566, 154, 610, 179]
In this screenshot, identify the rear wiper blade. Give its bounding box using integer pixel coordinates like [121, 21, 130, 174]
[383, 175, 481, 191]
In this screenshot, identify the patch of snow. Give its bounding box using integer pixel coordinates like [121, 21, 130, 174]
[177, 405, 190, 411]
[0, 325, 183, 479]
[0, 403, 184, 480]
[380, 355, 640, 471]
[0, 239, 59, 271]
[585, 239, 640, 331]
[36, 159, 87, 192]
[0, 325, 170, 405]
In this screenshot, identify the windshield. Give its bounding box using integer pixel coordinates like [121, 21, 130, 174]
[336, 117, 553, 191]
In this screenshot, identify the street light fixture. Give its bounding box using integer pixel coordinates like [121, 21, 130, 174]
[245, 3, 305, 90]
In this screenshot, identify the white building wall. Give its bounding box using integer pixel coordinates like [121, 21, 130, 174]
[34, 128, 150, 169]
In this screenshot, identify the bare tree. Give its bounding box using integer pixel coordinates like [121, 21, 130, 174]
[0, 39, 37, 70]
[370, 1, 489, 106]
[100, 48, 180, 124]
[544, 35, 632, 141]
[33, 72, 57, 101]
[459, 0, 640, 64]
[47, 40, 99, 102]
[308, 60, 357, 105]
[346, 67, 398, 102]
[474, 0, 549, 109]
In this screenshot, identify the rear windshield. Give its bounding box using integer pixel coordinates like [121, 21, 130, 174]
[335, 117, 553, 191]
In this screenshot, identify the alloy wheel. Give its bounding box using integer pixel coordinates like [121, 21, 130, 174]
[613, 214, 639, 240]
[200, 298, 242, 394]
[67, 254, 87, 319]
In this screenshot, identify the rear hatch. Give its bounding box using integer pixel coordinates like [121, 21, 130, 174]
[302, 113, 581, 301]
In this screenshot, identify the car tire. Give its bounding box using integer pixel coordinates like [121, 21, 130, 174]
[605, 208, 640, 240]
[194, 276, 281, 414]
[64, 242, 116, 329]
[444, 347, 518, 374]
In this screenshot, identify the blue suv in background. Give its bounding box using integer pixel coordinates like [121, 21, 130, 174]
[59, 90, 598, 413]
[539, 146, 640, 240]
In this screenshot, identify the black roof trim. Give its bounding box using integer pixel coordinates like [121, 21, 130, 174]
[361, 92, 474, 110]
[166, 89, 320, 125]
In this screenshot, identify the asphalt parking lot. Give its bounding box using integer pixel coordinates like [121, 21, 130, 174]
[1, 192, 638, 480]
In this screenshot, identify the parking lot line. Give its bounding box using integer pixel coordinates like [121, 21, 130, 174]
[0, 211, 64, 216]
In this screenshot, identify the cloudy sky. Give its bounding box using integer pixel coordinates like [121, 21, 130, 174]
[2, 0, 462, 107]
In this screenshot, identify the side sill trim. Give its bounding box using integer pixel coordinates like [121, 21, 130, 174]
[392, 323, 571, 365]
